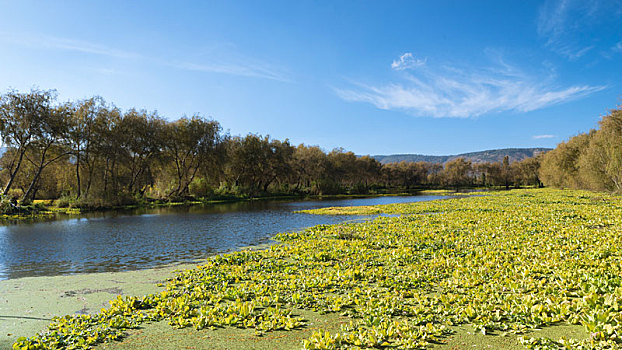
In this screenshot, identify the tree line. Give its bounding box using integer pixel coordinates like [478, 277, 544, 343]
[0, 89, 541, 210]
[539, 106, 622, 191]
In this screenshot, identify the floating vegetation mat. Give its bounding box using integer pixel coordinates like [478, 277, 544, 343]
[13, 189, 622, 349]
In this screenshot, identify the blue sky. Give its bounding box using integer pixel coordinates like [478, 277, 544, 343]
[0, 0, 621, 155]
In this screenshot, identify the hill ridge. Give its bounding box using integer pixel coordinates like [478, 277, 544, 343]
[372, 147, 551, 164]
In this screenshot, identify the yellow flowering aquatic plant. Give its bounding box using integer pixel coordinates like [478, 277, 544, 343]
[13, 189, 622, 349]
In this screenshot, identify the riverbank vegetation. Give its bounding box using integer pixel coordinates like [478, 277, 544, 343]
[1, 89, 542, 215]
[13, 188, 622, 349]
[539, 106, 622, 192]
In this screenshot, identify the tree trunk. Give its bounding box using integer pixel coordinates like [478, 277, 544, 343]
[3, 148, 26, 196]
[179, 164, 200, 198]
[22, 161, 45, 204]
[75, 149, 81, 198]
[103, 157, 110, 193]
[85, 160, 95, 198]
[22, 146, 66, 203]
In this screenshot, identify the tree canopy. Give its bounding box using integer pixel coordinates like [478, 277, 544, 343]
[0, 89, 552, 209]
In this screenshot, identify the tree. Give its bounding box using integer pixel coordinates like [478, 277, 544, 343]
[67, 97, 109, 198]
[225, 134, 293, 195]
[513, 156, 542, 188]
[356, 156, 382, 190]
[326, 148, 358, 190]
[117, 109, 165, 194]
[381, 161, 430, 189]
[475, 162, 502, 187]
[540, 132, 592, 189]
[264, 138, 295, 192]
[78, 105, 125, 200]
[163, 116, 221, 199]
[441, 158, 473, 189]
[577, 108, 622, 191]
[0, 89, 58, 197]
[501, 155, 512, 190]
[20, 102, 71, 203]
[292, 144, 327, 191]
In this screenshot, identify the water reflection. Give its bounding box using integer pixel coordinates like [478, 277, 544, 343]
[0, 195, 446, 280]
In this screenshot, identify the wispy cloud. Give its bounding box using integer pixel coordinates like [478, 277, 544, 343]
[171, 56, 289, 82]
[560, 45, 594, 60]
[45, 37, 140, 59]
[0, 32, 139, 59]
[533, 134, 556, 139]
[537, 0, 571, 42]
[94, 68, 117, 75]
[391, 53, 426, 71]
[537, 0, 622, 60]
[0, 32, 289, 82]
[335, 55, 605, 118]
[613, 42, 622, 53]
[171, 61, 290, 82]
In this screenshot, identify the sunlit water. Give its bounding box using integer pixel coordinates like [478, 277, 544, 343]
[0, 195, 446, 280]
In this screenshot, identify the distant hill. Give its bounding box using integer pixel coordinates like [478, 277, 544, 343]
[372, 148, 551, 165]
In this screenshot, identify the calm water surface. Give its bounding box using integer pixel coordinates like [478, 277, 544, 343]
[0, 195, 446, 280]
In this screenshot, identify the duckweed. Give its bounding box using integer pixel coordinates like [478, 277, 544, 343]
[13, 189, 622, 349]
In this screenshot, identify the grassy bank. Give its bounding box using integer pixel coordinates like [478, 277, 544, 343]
[12, 188, 622, 349]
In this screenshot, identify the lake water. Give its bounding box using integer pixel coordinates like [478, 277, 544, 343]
[0, 194, 446, 280]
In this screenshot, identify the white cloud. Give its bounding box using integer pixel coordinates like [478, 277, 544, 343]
[169, 57, 289, 81]
[0, 32, 139, 59]
[391, 53, 426, 71]
[537, 0, 571, 42]
[533, 134, 556, 139]
[613, 42, 622, 53]
[94, 68, 117, 75]
[0, 32, 289, 82]
[560, 45, 594, 60]
[537, 0, 622, 60]
[335, 56, 605, 118]
[46, 37, 140, 59]
[171, 61, 289, 82]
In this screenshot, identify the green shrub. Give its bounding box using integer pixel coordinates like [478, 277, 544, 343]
[55, 195, 74, 208]
[188, 178, 214, 198]
[0, 198, 15, 214]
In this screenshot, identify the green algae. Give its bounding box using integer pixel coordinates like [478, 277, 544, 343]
[1, 262, 203, 349]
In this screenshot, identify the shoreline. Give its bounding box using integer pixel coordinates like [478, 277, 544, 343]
[0, 189, 460, 224]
